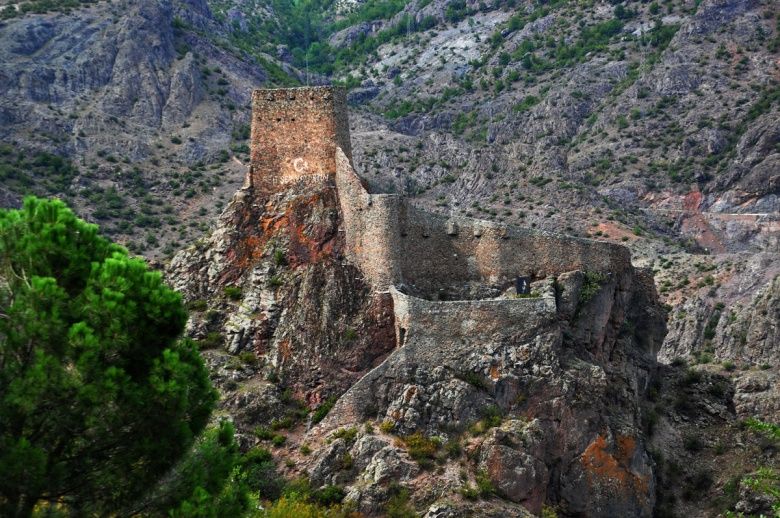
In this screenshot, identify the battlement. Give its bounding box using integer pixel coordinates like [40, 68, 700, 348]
[250, 86, 352, 194]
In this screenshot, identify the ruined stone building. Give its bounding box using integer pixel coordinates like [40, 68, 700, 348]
[248, 86, 645, 351]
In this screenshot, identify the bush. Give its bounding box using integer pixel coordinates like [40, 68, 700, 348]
[331, 427, 358, 443]
[188, 299, 208, 311]
[578, 272, 607, 307]
[460, 484, 479, 500]
[224, 285, 242, 300]
[444, 438, 462, 458]
[255, 426, 275, 441]
[238, 351, 258, 366]
[476, 470, 495, 497]
[402, 432, 440, 468]
[271, 416, 295, 430]
[385, 485, 416, 518]
[273, 248, 287, 266]
[683, 434, 704, 452]
[312, 485, 345, 506]
[338, 453, 353, 470]
[311, 396, 337, 424]
[258, 494, 345, 517]
[682, 368, 703, 386]
[196, 331, 224, 350]
[458, 371, 489, 390]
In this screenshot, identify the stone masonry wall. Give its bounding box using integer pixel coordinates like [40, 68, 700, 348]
[250, 86, 352, 195]
[336, 145, 632, 297]
[396, 205, 632, 298]
[250, 86, 634, 299]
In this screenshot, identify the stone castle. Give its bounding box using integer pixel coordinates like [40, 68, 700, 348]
[250, 86, 633, 300]
[247, 86, 660, 365]
[170, 87, 665, 516]
[168, 86, 666, 516]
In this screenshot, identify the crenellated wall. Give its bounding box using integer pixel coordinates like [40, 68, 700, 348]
[250, 86, 351, 195]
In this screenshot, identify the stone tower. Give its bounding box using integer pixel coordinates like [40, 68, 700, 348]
[249, 86, 352, 194]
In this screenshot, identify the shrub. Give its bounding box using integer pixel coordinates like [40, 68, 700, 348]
[385, 485, 416, 518]
[458, 371, 489, 390]
[682, 368, 703, 386]
[312, 485, 345, 506]
[402, 432, 440, 468]
[513, 95, 540, 113]
[259, 494, 344, 517]
[271, 416, 295, 430]
[444, 438, 462, 458]
[238, 351, 258, 366]
[338, 453, 353, 470]
[481, 405, 503, 429]
[476, 470, 495, 497]
[273, 248, 287, 266]
[255, 426, 275, 441]
[683, 434, 704, 452]
[196, 331, 224, 350]
[223, 285, 242, 301]
[271, 434, 287, 447]
[460, 484, 479, 500]
[311, 396, 337, 424]
[332, 427, 358, 443]
[379, 420, 395, 433]
[187, 299, 208, 311]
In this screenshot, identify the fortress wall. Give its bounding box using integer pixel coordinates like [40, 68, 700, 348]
[389, 287, 556, 352]
[395, 206, 633, 297]
[250, 87, 351, 195]
[251, 86, 633, 299]
[336, 148, 403, 288]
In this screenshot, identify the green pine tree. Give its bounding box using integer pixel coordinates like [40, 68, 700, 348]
[0, 197, 217, 516]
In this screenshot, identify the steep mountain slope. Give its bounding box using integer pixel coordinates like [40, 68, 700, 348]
[0, 0, 291, 256]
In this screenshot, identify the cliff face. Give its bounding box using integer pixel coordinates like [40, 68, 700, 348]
[303, 267, 666, 516]
[168, 175, 397, 413]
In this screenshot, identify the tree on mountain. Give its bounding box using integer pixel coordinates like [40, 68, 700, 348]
[0, 197, 219, 516]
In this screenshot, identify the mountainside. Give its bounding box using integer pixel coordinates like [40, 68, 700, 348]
[0, 0, 288, 256]
[0, 0, 778, 515]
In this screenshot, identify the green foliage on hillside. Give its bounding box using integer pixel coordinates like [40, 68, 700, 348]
[0, 197, 216, 516]
[212, 0, 432, 77]
[0, 0, 100, 19]
[0, 145, 79, 198]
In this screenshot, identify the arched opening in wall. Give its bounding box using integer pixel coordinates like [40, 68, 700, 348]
[398, 327, 407, 348]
